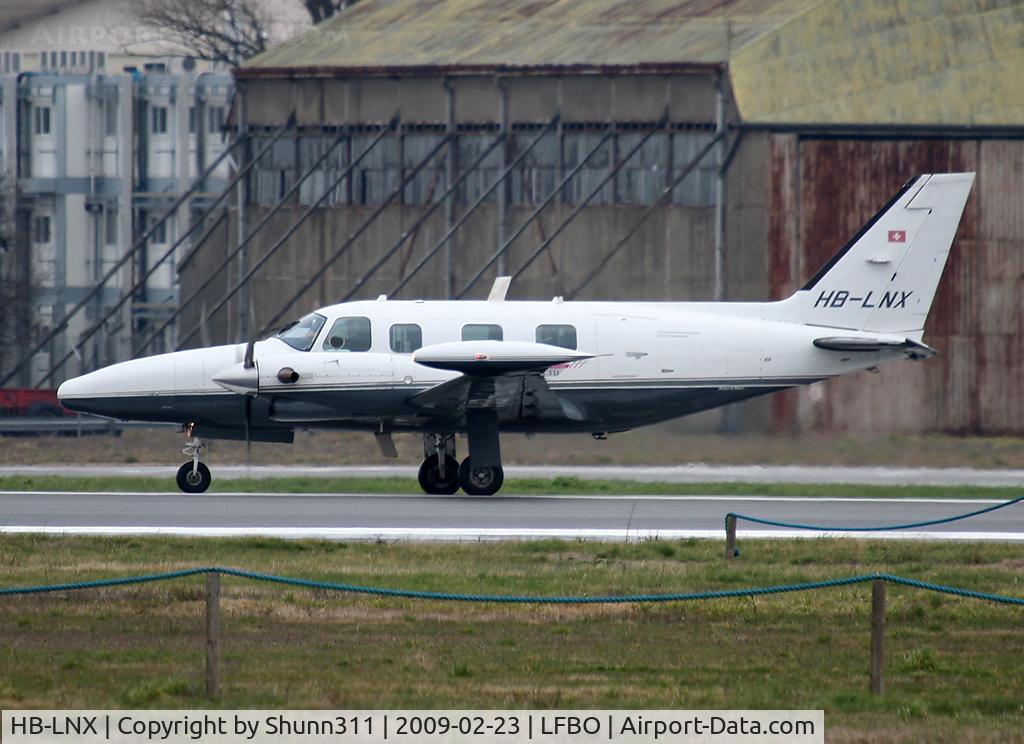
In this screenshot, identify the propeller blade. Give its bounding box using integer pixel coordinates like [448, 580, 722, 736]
[243, 338, 256, 369]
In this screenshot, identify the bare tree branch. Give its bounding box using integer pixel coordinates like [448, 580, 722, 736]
[131, 0, 273, 65]
[304, 0, 360, 24]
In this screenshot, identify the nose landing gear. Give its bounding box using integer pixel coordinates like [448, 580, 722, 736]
[177, 434, 212, 493]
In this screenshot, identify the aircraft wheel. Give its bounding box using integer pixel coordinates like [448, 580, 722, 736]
[417, 454, 460, 495]
[459, 458, 504, 496]
[176, 461, 212, 494]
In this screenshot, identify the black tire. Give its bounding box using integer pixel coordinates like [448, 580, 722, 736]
[176, 461, 212, 493]
[417, 454, 460, 495]
[458, 457, 504, 496]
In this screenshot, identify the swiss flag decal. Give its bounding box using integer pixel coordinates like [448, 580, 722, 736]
[888, 230, 907, 243]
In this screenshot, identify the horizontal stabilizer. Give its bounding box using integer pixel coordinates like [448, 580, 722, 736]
[413, 340, 593, 376]
[813, 336, 936, 360]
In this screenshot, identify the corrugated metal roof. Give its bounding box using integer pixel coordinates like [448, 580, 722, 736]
[240, 0, 817, 76]
[731, 0, 1024, 126]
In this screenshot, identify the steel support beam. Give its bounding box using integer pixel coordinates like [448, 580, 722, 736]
[0, 126, 256, 387]
[388, 115, 559, 299]
[340, 133, 504, 303]
[508, 115, 669, 288]
[258, 135, 452, 338]
[568, 128, 726, 299]
[497, 79, 509, 276]
[235, 86, 250, 342]
[444, 79, 456, 298]
[42, 210, 228, 383]
[34, 118, 296, 383]
[456, 126, 615, 299]
[714, 70, 726, 303]
[174, 119, 396, 350]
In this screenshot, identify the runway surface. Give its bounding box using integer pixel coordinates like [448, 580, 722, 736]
[2, 490, 1022, 541]
[1, 463, 1022, 486]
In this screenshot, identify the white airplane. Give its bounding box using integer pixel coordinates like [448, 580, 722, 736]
[58, 173, 974, 496]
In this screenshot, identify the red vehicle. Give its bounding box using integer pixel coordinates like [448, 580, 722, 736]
[0, 388, 68, 417]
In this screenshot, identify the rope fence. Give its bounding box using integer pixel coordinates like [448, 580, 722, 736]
[723, 493, 1024, 559]
[2, 566, 1022, 697]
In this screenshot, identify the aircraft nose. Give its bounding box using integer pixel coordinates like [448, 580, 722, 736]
[212, 363, 258, 395]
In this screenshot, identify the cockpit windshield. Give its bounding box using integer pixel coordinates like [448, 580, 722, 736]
[274, 312, 326, 352]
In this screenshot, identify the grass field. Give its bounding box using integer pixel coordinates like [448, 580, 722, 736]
[5, 427, 1024, 469]
[1, 535, 1023, 742]
[0, 473, 1020, 500]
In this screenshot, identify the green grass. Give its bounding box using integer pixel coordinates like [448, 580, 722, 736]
[0, 473, 1020, 500]
[2, 536, 1024, 741]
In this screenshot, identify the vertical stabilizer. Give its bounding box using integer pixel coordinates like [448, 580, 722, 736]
[776, 173, 974, 339]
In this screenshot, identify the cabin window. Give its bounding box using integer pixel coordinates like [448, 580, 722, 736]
[536, 324, 577, 350]
[389, 323, 422, 353]
[323, 316, 372, 352]
[275, 312, 325, 352]
[462, 323, 503, 341]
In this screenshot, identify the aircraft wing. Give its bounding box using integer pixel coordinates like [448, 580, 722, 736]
[408, 341, 593, 422]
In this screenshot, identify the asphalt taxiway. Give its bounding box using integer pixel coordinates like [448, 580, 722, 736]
[1, 490, 1021, 541]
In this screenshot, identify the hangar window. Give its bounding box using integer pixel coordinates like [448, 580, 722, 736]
[253, 135, 297, 205]
[389, 323, 422, 353]
[670, 131, 716, 206]
[509, 127, 559, 206]
[297, 134, 348, 206]
[462, 324, 503, 342]
[323, 316, 372, 352]
[536, 324, 577, 350]
[352, 133, 400, 205]
[404, 132, 448, 204]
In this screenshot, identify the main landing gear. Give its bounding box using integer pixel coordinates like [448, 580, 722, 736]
[419, 430, 505, 496]
[177, 434, 212, 493]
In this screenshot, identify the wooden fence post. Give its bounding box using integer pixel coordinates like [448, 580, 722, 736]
[870, 578, 885, 695]
[206, 571, 221, 698]
[725, 514, 737, 561]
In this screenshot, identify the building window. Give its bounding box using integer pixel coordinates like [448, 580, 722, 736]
[462, 324, 503, 342]
[188, 107, 198, 135]
[33, 107, 51, 136]
[149, 216, 167, 244]
[536, 324, 577, 350]
[323, 317, 372, 352]
[104, 99, 118, 136]
[31, 215, 51, 244]
[389, 323, 422, 353]
[1, 52, 21, 73]
[104, 208, 117, 245]
[151, 106, 168, 135]
[208, 106, 225, 134]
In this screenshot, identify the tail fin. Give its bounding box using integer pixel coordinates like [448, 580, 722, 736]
[778, 173, 974, 339]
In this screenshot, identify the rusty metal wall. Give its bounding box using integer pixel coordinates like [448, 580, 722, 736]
[766, 135, 1024, 435]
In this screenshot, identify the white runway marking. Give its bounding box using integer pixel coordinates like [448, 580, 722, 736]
[4, 526, 1024, 542]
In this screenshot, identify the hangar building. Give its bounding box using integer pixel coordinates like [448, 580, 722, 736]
[143, 1, 1024, 434]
